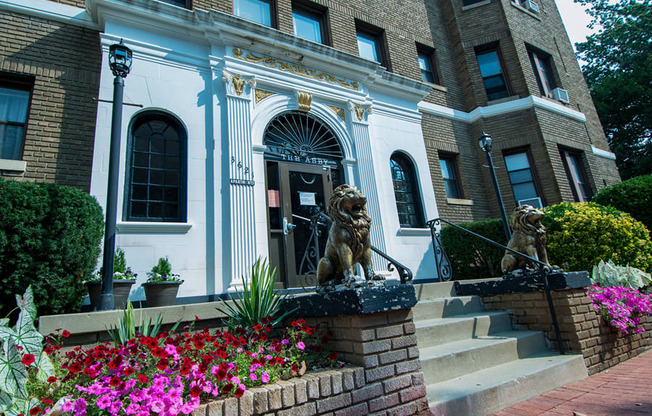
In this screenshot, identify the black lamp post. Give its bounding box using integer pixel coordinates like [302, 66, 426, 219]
[99, 39, 133, 311]
[478, 131, 512, 242]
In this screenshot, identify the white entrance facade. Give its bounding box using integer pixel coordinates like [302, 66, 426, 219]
[88, 0, 440, 301]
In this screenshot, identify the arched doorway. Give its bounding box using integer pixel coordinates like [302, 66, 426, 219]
[263, 111, 344, 288]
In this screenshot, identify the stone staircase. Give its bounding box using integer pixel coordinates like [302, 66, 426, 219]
[413, 281, 588, 416]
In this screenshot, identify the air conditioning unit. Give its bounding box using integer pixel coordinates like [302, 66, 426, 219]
[551, 87, 570, 103]
[518, 197, 543, 209]
[522, 0, 540, 12]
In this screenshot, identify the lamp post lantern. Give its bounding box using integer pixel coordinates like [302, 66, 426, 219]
[99, 39, 133, 311]
[478, 131, 512, 242]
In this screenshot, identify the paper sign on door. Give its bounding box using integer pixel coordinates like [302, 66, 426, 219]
[299, 192, 316, 206]
[268, 190, 280, 208]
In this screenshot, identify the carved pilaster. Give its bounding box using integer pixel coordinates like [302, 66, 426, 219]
[349, 101, 372, 124]
[223, 71, 256, 99]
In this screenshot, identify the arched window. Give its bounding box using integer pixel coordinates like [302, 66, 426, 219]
[390, 152, 424, 228]
[124, 112, 186, 222]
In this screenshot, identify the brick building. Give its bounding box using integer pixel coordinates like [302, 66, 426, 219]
[0, 0, 619, 300]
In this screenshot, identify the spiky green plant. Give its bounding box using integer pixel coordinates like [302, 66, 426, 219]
[106, 301, 180, 346]
[217, 258, 295, 332]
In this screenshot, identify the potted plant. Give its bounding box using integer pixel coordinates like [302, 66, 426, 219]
[86, 248, 138, 310]
[142, 256, 183, 307]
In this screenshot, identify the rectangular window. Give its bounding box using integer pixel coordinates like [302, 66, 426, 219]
[561, 149, 592, 202]
[417, 45, 440, 84]
[504, 150, 543, 206]
[476, 45, 511, 101]
[439, 153, 462, 199]
[356, 22, 387, 68]
[529, 48, 556, 97]
[292, 3, 328, 45]
[463, 0, 487, 5]
[0, 78, 32, 161]
[234, 0, 273, 27]
[157, 0, 191, 8]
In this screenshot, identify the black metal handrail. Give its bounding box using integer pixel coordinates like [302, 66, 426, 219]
[371, 245, 413, 284]
[427, 217, 565, 355]
[297, 210, 414, 289]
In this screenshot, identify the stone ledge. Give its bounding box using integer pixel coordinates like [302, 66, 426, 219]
[287, 284, 417, 317]
[454, 271, 590, 296]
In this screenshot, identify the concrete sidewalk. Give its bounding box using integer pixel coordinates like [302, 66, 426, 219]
[493, 349, 652, 416]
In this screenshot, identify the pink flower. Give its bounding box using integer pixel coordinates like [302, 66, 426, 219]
[296, 342, 305, 350]
[249, 373, 258, 381]
[261, 371, 270, 383]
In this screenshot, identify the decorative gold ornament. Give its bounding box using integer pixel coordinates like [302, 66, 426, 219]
[232, 74, 245, 96]
[255, 89, 276, 104]
[327, 105, 346, 121]
[233, 48, 359, 90]
[296, 91, 312, 111]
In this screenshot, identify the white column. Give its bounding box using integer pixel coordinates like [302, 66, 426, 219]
[223, 71, 257, 288]
[348, 101, 387, 255]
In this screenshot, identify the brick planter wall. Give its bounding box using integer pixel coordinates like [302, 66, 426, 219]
[481, 288, 652, 375]
[190, 307, 429, 415]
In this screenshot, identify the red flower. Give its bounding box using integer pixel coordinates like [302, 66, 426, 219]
[43, 347, 53, 355]
[108, 356, 122, 370]
[156, 358, 168, 371]
[41, 399, 53, 405]
[328, 352, 338, 361]
[68, 362, 82, 373]
[109, 376, 121, 386]
[222, 383, 234, 394]
[21, 354, 35, 366]
[29, 406, 41, 415]
[137, 374, 149, 384]
[321, 336, 329, 344]
[291, 363, 299, 372]
[47, 376, 57, 383]
[123, 367, 135, 376]
[190, 385, 202, 398]
[61, 330, 70, 338]
[253, 324, 262, 332]
[235, 385, 245, 398]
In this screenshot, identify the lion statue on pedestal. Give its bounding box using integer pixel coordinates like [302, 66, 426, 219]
[317, 184, 384, 286]
[501, 205, 550, 273]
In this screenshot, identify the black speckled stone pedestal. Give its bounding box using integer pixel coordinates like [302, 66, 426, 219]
[285, 284, 418, 317]
[454, 271, 590, 297]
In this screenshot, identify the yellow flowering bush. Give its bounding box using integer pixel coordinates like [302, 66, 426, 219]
[543, 203, 652, 273]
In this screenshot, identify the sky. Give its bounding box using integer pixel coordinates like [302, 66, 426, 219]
[555, 0, 595, 51]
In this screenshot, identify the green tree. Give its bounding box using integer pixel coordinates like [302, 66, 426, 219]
[574, 0, 652, 179]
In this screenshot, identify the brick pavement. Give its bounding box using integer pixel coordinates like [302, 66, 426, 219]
[493, 349, 652, 416]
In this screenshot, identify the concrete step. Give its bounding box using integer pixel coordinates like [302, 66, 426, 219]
[412, 295, 484, 321]
[426, 351, 588, 416]
[420, 330, 549, 385]
[415, 311, 512, 347]
[413, 281, 456, 300]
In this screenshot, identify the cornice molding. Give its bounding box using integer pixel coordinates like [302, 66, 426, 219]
[418, 95, 587, 124]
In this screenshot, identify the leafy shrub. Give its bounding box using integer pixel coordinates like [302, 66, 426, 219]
[592, 174, 652, 233]
[440, 219, 507, 279]
[592, 259, 651, 289]
[146, 256, 182, 282]
[543, 202, 652, 273]
[0, 178, 104, 316]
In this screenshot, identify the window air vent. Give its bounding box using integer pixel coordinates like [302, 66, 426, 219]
[518, 197, 543, 209]
[551, 87, 570, 103]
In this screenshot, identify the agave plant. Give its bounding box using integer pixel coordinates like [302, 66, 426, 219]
[106, 301, 180, 346]
[217, 258, 296, 332]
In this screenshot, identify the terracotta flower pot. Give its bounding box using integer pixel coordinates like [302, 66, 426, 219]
[142, 280, 183, 307]
[86, 279, 135, 310]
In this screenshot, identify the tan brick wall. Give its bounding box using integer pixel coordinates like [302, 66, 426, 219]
[188, 308, 430, 415]
[0, 11, 101, 190]
[482, 288, 652, 375]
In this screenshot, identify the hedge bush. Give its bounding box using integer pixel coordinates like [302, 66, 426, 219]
[592, 175, 652, 233]
[0, 179, 104, 316]
[440, 218, 507, 279]
[542, 202, 652, 273]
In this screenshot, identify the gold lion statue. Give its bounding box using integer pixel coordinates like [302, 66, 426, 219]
[317, 184, 383, 286]
[501, 205, 550, 273]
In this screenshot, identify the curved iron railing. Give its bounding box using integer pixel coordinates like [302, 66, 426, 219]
[427, 217, 565, 355]
[297, 210, 413, 290]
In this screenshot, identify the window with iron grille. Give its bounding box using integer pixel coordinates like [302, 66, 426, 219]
[390, 152, 425, 228]
[124, 112, 187, 222]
